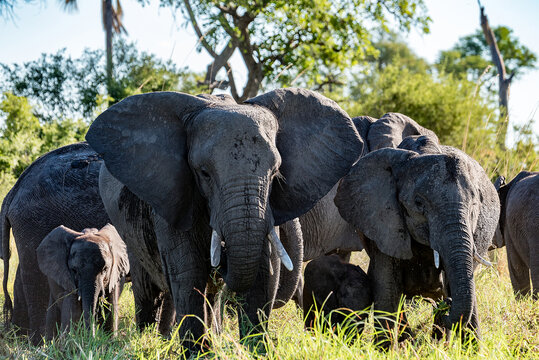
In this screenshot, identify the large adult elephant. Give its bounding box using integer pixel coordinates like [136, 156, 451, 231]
[86, 88, 363, 349]
[335, 135, 499, 341]
[1, 143, 110, 343]
[493, 171, 538, 299]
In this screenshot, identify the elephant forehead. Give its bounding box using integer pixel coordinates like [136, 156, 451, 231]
[193, 106, 278, 139]
[69, 240, 107, 266]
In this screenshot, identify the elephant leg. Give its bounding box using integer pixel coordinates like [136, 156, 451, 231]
[44, 296, 60, 340]
[237, 242, 279, 350]
[127, 253, 171, 333]
[368, 246, 409, 348]
[156, 291, 176, 334]
[103, 286, 119, 334]
[61, 294, 81, 334]
[506, 240, 531, 299]
[19, 260, 49, 344]
[12, 266, 29, 335]
[154, 220, 210, 354]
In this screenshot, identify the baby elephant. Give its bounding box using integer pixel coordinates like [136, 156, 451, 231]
[303, 254, 372, 334]
[494, 171, 538, 299]
[36, 224, 129, 338]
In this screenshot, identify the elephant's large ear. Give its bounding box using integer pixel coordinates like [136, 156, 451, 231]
[86, 92, 210, 230]
[37, 226, 79, 290]
[351, 116, 377, 155]
[98, 224, 130, 293]
[335, 148, 416, 259]
[368, 113, 438, 151]
[245, 88, 364, 225]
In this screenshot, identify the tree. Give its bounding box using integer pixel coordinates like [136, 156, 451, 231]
[436, 6, 536, 149]
[164, 0, 431, 101]
[0, 40, 191, 121]
[0, 0, 126, 99]
[436, 26, 536, 81]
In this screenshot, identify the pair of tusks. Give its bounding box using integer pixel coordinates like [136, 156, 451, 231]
[432, 249, 493, 269]
[210, 228, 294, 271]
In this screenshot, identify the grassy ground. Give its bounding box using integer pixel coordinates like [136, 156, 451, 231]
[0, 239, 537, 360]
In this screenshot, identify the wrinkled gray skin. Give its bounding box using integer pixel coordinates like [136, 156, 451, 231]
[293, 113, 437, 306]
[335, 135, 500, 340]
[36, 224, 129, 339]
[1, 143, 110, 344]
[300, 112, 437, 261]
[303, 254, 372, 333]
[493, 171, 538, 299]
[86, 88, 363, 350]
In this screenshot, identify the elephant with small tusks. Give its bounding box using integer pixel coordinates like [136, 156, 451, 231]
[36, 224, 129, 339]
[493, 171, 538, 299]
[334, 134, 499, 344]
[86, 88, 363, 353]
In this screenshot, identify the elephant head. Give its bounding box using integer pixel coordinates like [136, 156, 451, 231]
[367, 112, 439, 151]
[335, 146, 499, 331]
[37, 224, 129, 328]
[86, 88, 363, 293]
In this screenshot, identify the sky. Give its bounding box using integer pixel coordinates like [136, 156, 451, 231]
[1, 0, 538, 142]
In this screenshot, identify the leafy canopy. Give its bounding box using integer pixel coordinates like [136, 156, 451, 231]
[158, 0, 430, 99]
[0, 39, 195, 122]
[436, 26, 537, 80]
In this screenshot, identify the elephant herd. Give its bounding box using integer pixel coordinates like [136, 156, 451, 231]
[0, 88, 537, 353]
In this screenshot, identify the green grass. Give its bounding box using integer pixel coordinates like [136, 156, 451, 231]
[1, 244, 537, 359]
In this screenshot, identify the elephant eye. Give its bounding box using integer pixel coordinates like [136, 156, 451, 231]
[414, 196, 424, 211]
[200, 168, 211, 180]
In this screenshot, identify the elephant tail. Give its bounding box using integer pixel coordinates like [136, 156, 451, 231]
[1, 209, 13, 326]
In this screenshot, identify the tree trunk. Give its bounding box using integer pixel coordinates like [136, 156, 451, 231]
[104, 0, 114, 100]
[479, 4, 511, 150]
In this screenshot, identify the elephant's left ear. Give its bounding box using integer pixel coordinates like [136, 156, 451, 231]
[99, 224, 130, 293]
[335, 148, 415, 260]
[245, 88, 364, 225]
[37, 226, 80, 290]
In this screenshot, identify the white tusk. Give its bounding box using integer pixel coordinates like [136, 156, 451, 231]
[210, 230, 222, 267]
[78, 295, 81, 302]
[474, 252, 492, 267]
[268, 228, 294, 271]
[433, 250, 440, 269]
[269, 260, 274, 276]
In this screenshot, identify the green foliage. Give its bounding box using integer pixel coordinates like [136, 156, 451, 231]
[0, 92, 87, 198]
[0, 39, 190, 121]
[344, 64, 497, 148]
[436, 26, 537, 81]
[164, 0, 430, 97]
[1, 249, 538, 358]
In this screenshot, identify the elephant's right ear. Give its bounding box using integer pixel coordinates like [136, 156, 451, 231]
[86, 92, 210, 230]
[368, 113, 438, 151]
[37, 226, 79, 290]
[335, 148, 416, 259]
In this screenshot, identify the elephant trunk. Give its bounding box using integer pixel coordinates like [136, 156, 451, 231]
[437, 217, 475, 330]
[79, 277, 101, 333]
[219, 181, 269, 293]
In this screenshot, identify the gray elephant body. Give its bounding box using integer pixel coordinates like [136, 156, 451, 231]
[1, 143, 110, 343]
[36, 224, 129, 339]
[494, 171, 538, 299]
[86, 88, 363, 349]
[293, 113, 437, 307]
[303, 254, 372, 333]
[335, 135, 500, 340]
